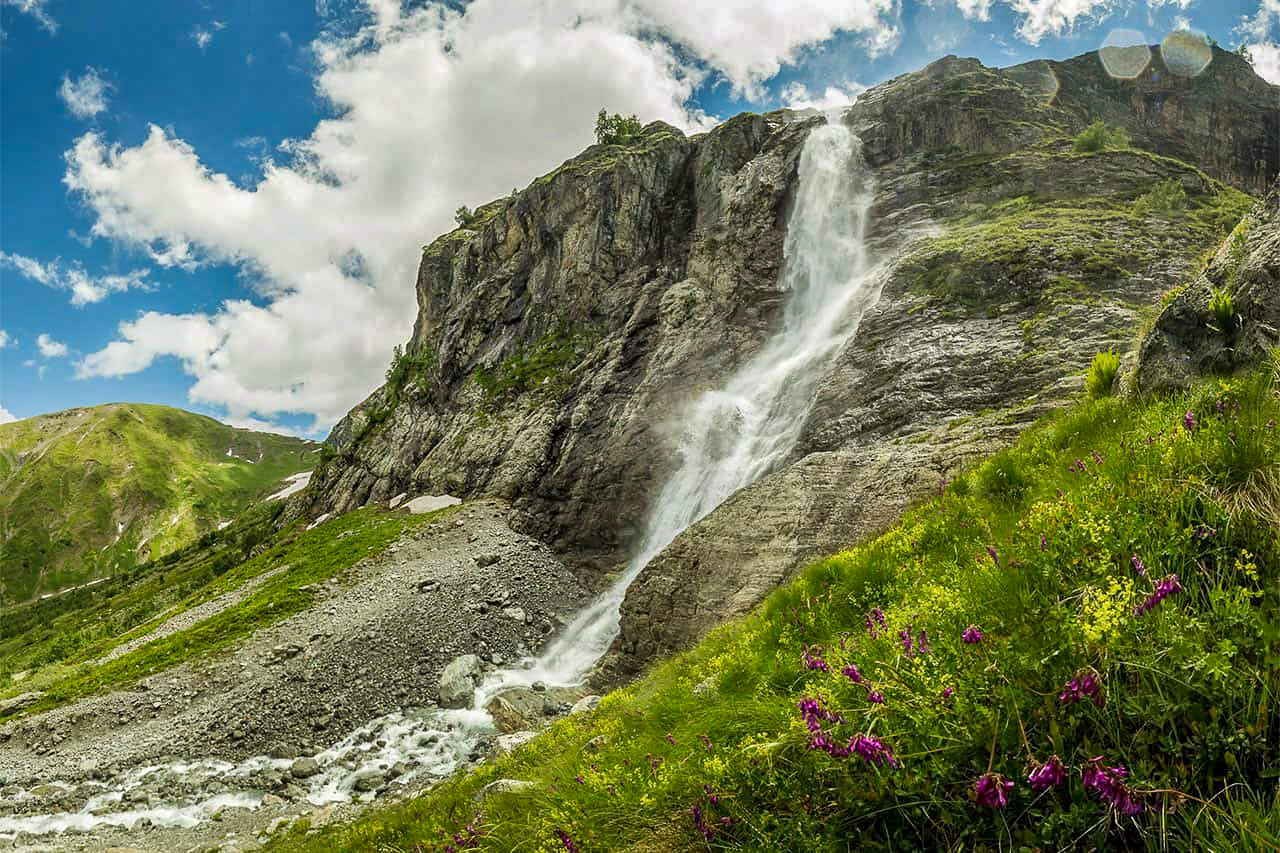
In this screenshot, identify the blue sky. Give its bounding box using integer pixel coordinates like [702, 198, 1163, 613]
[1, 0, 1276, 436]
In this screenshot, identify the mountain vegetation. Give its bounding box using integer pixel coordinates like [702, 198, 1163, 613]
[271, 360, 1280, 852]
[0, 45, 1276, 852]
[0, 403, 316, 604]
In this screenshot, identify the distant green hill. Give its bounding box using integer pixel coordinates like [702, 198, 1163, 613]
[0, 403, 318, 604]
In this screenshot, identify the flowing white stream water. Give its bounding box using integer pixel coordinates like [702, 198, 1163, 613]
[1, 117, 881, 841]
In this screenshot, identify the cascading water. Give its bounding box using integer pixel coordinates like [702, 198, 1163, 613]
[0, 116, 883, 842]
[481, 115, 878, 697]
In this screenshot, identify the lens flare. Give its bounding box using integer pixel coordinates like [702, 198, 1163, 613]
[1007, 61, 1060, 106]
[1099, 29, 1151, 80]
[1161, 29, 1213, 77]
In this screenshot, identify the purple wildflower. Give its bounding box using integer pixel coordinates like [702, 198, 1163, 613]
[802, 646, 831, 672]
[917, 629, 932, 655]
[1040, 533, 1048, 551]
[1027, 755, 1068, 791]
[665, 733, 677, 746]
[1060, 670, 1105, 708]
[1081, 757, 1143, 815]
[691, 803, 716, 841]
[797, 698, 840, 732]
[1130, 554, 1147, 577]
[866, 608, 887, 639]
[973, 773, 1014, 809]
[941, 686, 955, 700]
[1134, 573, 1182, 618]
[555, 829, 580, 852]
[698, 734, 713, 750]
[899, 629, 914, 655]
[962, 625, 984, 644]
[1183, 410, 1196, 432]
[866, 690, 886, 705]
[842, 664, 863, 684]
[850, 734, 899, 768]
[985, 545, 1000, 567]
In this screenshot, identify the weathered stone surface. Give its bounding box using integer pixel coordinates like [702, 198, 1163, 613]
[404, 494, 461, 514]
[289, 757, 320, 779]
[0, 692, 44, 717]
[484, 686, 586, 733]
[299, 48, 1277, 680]
[475, 778, 536, 802]
[494, 731, 538, 755]
[437, 654, 483, 709]
[1135, 180, 1280, 392]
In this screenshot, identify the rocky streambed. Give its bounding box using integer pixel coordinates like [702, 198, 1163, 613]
[0, 500, 601, 851]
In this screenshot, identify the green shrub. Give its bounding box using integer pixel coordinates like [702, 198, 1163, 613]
[1210, 287, 1237, 334]
[1133, 178, 1188, 217]
[976, 448, 1033, 505]
[454, 205, 477, 227]
[1085, 349, 1120, 397]
[594, 109, 643, 146]
[473, 325, 593, 410]
[1073, 120, 1130, 153]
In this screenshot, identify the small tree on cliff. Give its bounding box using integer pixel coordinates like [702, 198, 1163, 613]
[595, 109, 643, 146]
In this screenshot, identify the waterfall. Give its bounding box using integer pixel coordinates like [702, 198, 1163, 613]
[0, 118, 885, 842]
[481, 116, 878, 696]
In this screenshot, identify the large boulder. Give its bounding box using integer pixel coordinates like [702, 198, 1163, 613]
[484, 685, 587, 733]
[437, 654, 483, 709]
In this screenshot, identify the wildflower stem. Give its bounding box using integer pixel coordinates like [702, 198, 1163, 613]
[986, 710, 1000, 774]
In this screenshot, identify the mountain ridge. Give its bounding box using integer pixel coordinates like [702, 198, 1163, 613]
[295, 44, 1276, 678]
[0, 402, 318, 604]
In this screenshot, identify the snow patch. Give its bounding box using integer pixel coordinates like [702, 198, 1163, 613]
[405, 495, 461, 515]
[265, 471, 311, 502]
[306, 512, 331, 531]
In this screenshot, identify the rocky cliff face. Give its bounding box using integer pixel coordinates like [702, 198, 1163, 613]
[1134, 179, 1279, 391]
[301, 46, 1277, 677]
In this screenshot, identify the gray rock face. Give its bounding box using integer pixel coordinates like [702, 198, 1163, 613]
[301, 48, 1277, 678]
[484, 685, 587, 733]
[0, 692, 44, 717]
[437, 654, 483, 709]
[1135, 180, 1280, 392]
[289, 757, 320, 779]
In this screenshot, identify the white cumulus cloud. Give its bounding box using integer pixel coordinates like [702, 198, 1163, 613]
[1243, 41, 1280, 82]
[1006, 0, 1117, 43]
[3, 0, 57, 34]
[0, 330, 12, 348]
[955, 0, 995, 21]
[0, 251, 150, 305]
[37, 333, 69, 358]
[191, 20, 226, 50]
[627, 0, 898, 93]
[780, 80, 867, 110]
[58, 68, 112, 120]
[1237, 0, 1280, 83]
[64, 0, 903, 432]
[0, 406, 18, 425]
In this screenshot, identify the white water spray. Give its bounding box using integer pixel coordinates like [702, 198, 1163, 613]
[2, 117, 883, 842]
[483, 116, 878, 695]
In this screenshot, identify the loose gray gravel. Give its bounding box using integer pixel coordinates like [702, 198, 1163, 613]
[0, 499, 595, 851]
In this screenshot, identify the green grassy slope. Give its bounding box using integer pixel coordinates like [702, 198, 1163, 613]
[0, 403, 318, 604]
[0, 503, 456, 718]
[270, 364, 1280, 851]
